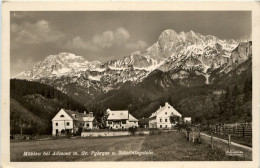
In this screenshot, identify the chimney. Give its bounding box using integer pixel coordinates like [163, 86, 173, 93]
[165, 102, 169, 106]
[89, 112, 93, 117]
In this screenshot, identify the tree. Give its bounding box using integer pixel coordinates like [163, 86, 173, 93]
[170, 115, 180, 125]
[128, 126, 138, 135]
[168, 96, 172, 105]
[93, 103, 107, 128]
[243, 78, 252, 102]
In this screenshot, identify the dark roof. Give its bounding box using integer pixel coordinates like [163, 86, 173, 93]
[63, 109, 94, 122]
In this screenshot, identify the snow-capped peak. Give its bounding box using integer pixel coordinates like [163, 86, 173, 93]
[14, 52, 101, 79]
[13, 29, 247, 94]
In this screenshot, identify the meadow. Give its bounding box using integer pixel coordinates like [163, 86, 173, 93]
[10, 131, 251, 161]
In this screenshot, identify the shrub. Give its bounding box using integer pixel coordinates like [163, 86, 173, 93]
[128, 127, 138, 135]
[75, 127, 83, 136]
[66, 132, 73, 138]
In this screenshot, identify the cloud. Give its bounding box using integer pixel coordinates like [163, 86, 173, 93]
[11, 20, 64, 45]
[126, 40, 148, 50]
[64, 27, 147, 52]
[64, 36, 97, 51]
[92, 31, 115, 48]
[114, 27, 130, 44]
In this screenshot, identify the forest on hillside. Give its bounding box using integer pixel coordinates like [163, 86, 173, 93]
[89, 76, 252, 125]
[10, 71, 252, 135]
[10, 79, 87, 135]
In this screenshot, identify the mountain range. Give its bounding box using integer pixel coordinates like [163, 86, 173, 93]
[14, 30, 251, 102]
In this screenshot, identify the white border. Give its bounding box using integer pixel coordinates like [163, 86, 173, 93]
[1, 2, 260, 168]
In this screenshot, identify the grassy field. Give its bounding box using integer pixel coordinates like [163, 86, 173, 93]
[10, 132, 251, 161]
[203, 131, 252, 147]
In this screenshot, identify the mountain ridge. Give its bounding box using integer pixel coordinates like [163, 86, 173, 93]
[13, 29, 251, 104]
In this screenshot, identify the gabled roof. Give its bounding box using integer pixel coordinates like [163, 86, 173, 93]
[107, 110, 129, 120]
[149, 102, 182, 118]
[149, 105, 168, 118]
[63, 109, 95, 122]
[129, 114, 138, 122]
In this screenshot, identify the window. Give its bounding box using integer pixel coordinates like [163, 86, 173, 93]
[60, 115, 64, 117]
[165, 125, 167, 128]
[165, 112, 167, 115]
[171, 112, 173, 115]
[168, 106, 170, 109]
[56, 123, 58, 126]
[108, 121, 112, 124]
[87, 123, 89, 127]
[165, 119, 168, 122]
[66, 122, 70, 126]
[160, 119, 162, 122]
[122, 120, 126, 124]
[160, 125, 162, 128]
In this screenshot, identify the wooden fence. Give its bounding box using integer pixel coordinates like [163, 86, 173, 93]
[200, 123, 252, 137]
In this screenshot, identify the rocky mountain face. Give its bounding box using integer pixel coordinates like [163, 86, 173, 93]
[14, 29, 252, 103]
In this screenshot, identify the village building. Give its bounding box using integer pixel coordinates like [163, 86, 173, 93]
[106, 109, 138, 129]
[52, 109, 97, 136]
[149, 102, 182, 129]
[184, 117, 192, 123]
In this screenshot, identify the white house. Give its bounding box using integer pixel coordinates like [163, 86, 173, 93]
[52, 109, 97, 136]
[184, 117, 192, 123]
[149, 102, 182, 129]
[106, 109, 138, 129]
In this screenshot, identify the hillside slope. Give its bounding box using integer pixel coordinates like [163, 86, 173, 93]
[10, 79, 87, 134]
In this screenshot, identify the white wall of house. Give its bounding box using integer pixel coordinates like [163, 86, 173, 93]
[128, 121, 138, 127]
[107, 120, 129, 129]
[149, 103, 182, 129]
[52, 109, 74, 135]
[149, 117, 157, 128]
[84, 121, 93, 129]
[156, 110, 172, 129]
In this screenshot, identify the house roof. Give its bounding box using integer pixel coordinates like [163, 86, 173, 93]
[129, 114, 138, 122]
[149, 102, 182, 118]
[149, 105, 168, 118]
[63, 109, 94, 122]
[107, 110, 129, 120]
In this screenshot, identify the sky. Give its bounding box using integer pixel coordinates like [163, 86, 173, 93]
[10, 11, 251, 77]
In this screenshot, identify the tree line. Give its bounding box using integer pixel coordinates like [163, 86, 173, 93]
[11, 79, 86, 112]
